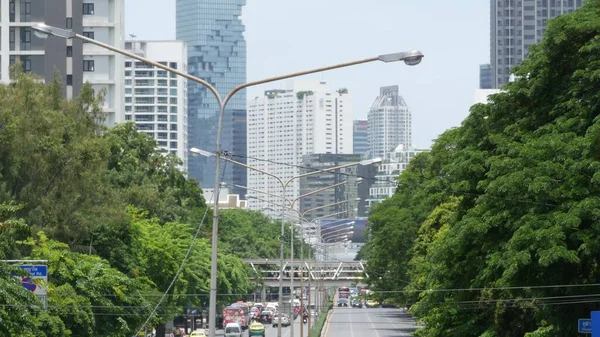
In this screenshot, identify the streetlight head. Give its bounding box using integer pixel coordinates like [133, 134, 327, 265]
[32, 23, 76, 39]
[378, 50, 424, 65]
[189, 147, 215, 157]
[359, 157, 382, 165]
[220, 182, 227, 187]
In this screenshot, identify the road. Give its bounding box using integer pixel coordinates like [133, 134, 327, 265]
[211, 316, 310, 337]
[323, 307, 417, 337]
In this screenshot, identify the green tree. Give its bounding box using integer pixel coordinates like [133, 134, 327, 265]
[365, 2, 600, 336]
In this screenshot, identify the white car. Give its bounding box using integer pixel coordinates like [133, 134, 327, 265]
[224, 323, 242, 337]
[272, 314, 290, 327]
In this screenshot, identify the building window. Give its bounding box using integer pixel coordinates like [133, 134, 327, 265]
[83, 60, 95, 72]
[20, 27, 31, 50]
[20, 0, 31, 22]
[9, 0, 15, 22]
[83, 3, 95, 15]
[125, 61, 132, 68]
[82, 31, 94, 41]
[66, 46, 73, 57]
[66, 18, 73, 29]
[21, 56, 31, 72]
[66, 75, 73, 86]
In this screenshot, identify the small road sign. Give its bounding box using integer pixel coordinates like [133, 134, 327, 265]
[580, 318, 592, 333]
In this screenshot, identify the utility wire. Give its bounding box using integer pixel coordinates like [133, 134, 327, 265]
[230, 152, 600, 213]
[132, 159, 228, 336]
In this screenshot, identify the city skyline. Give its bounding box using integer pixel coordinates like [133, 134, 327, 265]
[125, 0, 490, 149]
[176, 0, 248, 193]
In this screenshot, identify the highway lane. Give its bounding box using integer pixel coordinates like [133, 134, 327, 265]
[262, 315, 309, 337]
[324, 307, 417, 337]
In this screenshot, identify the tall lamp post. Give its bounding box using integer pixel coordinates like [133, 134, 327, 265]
[31, 23, 424, 337]
[190, 148, 378, 337]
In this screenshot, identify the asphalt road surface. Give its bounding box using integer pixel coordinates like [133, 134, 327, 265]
[211, 316, 310, 337]
[324, 307, 417, 337]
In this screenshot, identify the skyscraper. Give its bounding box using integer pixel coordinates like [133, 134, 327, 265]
[367, 85, 411, 158]
[479, 64, 492, 89]
[0, 0, 125, 125]
[352, 120, 369, 158]
[490, 0, 583, 88]
[123, 40, 189, 171]
[176, 0, 247, 194]
[246, 80, 353, 217]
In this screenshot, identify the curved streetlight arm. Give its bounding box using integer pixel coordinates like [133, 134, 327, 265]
[191, 148, 285, 189]
[70, 32, 222, 105]
[322, 227, 354, 239]
[223, 56, 378, 108]
[300, 200, 349, 218]
[282, 158, 380, 191]
[323, 234, 351, 243]
[311, 211, 352, 222]
[289, 181, 346, 210]
[225, 182, 290, 204]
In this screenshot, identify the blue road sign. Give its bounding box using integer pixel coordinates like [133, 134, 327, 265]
[579, 318, 592, 333]
[592, 311, 600, 336]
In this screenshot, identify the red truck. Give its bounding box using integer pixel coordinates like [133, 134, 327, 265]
[222, 307, 245, 329]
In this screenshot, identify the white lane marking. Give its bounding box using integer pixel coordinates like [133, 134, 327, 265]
[349, 309, 356, 337]
[366, 309, 381, 337]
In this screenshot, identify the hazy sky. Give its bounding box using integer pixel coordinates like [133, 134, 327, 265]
[125, 0, 490, 148]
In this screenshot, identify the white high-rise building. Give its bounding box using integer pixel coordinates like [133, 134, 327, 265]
[246, 80, 353, 217]
[367, 85, 412, 158]
[366, 144, 429, 208]
[0, 0, 124, 123]
[123, 40, 189, 172]
[83, 0, 125, 126]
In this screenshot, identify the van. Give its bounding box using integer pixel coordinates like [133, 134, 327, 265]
[224, 323, 242, 337]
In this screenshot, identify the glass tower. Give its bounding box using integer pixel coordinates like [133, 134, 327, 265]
[176, 0, 247, 194]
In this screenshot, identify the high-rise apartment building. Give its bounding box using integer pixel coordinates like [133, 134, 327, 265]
[367, 85, 411, 158]
[352, 120, 369, 158]
[366, 144, 429, 208]
[176, 0, 247, 194]
[490, 0, 582, 88]
[246, 81, 353, 217]
[0, 0, 125, 125]
[123, 40, 189, 171]
[479, 63, 493, 89]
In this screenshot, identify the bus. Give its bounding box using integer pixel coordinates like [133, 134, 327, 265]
[338, 286, 350, 299]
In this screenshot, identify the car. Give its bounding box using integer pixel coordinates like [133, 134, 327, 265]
[259, 310, 273, 324]
[351, 299, 363, 308]
[189, 329, 207, 337]
[337, 298, 349, 307]
[366, 300, 379, 308]
[272, 313, 290, 327]
[224, 323, 243, 337]
[248, 321, 266, 337]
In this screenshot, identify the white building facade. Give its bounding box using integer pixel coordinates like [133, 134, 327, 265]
[123, 40, 188, 171]
[83, 0, 125, 126]
[0, 0, 124, 124]
[366, 144, 429, 208]
[367, 85, 412, 158]
[247, 80, 353, 217]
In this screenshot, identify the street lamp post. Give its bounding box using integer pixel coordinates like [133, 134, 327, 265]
[191, 149, 379, 337]
[31, 23, 424, 337]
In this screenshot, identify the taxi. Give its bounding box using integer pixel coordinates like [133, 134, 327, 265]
[248, 321, 266, 336]
[366, 299, 379, 308]
[189, 329, 207, 337]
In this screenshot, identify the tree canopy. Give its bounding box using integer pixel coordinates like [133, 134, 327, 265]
[362, 2, 600, 336]
[0, 69, 298, 335]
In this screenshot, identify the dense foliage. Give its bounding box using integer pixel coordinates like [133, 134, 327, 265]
[362, 2, 600, 336]
[0, 69, 292, 335]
